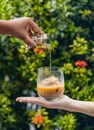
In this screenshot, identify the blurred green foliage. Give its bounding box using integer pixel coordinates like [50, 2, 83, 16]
[0, 0, 94, 130]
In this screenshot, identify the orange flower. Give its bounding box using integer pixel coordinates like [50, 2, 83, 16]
[32, 115, 43, 124]
[75, 60, 88, 68]
[33, 47, 45, 54]
[33, 47, 39, 53]
[38, 48, 45, 54]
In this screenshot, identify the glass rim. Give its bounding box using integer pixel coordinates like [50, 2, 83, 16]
[32, 34, 48, 40]
[38, 66, 63, 71]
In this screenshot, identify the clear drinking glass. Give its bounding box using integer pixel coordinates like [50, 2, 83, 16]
[26, 34, 50, 49]
[37, 67, 64, 101]
[32, 34, 50, 49]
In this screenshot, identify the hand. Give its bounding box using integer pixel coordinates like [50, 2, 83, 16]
[16, 96, 94, 116]
[0, 17, 44, 48]
[16, 95, 94, 116]
[16, 95, 74, 111]
[8, 17, 44, 48]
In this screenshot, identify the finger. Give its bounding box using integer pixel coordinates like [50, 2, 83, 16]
[16, 97, 52, 108]
[16, 97, 44, 104]
[30, 19, 44, 36]
[28, 29, 32, 38]
[16, 97, 34, 102]
[25, 35, 36, 49]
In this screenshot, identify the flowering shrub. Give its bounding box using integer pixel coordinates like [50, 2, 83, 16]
[30, 108, 76, 130]
[30, 109, 52, 130]
[0, 0, 94, 130]
[75, 60, 88, 68]
[32, 115, 43, 125]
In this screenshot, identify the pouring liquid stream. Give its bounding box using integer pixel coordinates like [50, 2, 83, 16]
[49, 48, 52, 71]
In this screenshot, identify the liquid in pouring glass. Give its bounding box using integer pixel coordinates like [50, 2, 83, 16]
[37, 67, 64, 101]
[32, 34, 50, 49]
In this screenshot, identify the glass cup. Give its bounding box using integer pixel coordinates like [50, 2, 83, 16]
[37, 67, 64, 101]
[26, 34, 50, 50]
[32, 34, 50, 49]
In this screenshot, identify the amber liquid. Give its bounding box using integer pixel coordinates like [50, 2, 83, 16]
[37, 85, 64, 100]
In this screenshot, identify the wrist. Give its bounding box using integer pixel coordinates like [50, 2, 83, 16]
[69, 99, 80, 112]
[67, 98, 84, 113]
[70, 99, 86, 114]
[0, 20, 12, 35]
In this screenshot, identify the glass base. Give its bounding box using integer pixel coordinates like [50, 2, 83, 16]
[39, 96, 61, 102]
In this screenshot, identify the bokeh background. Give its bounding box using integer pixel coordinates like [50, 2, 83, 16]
[0, 0, 94, 130]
